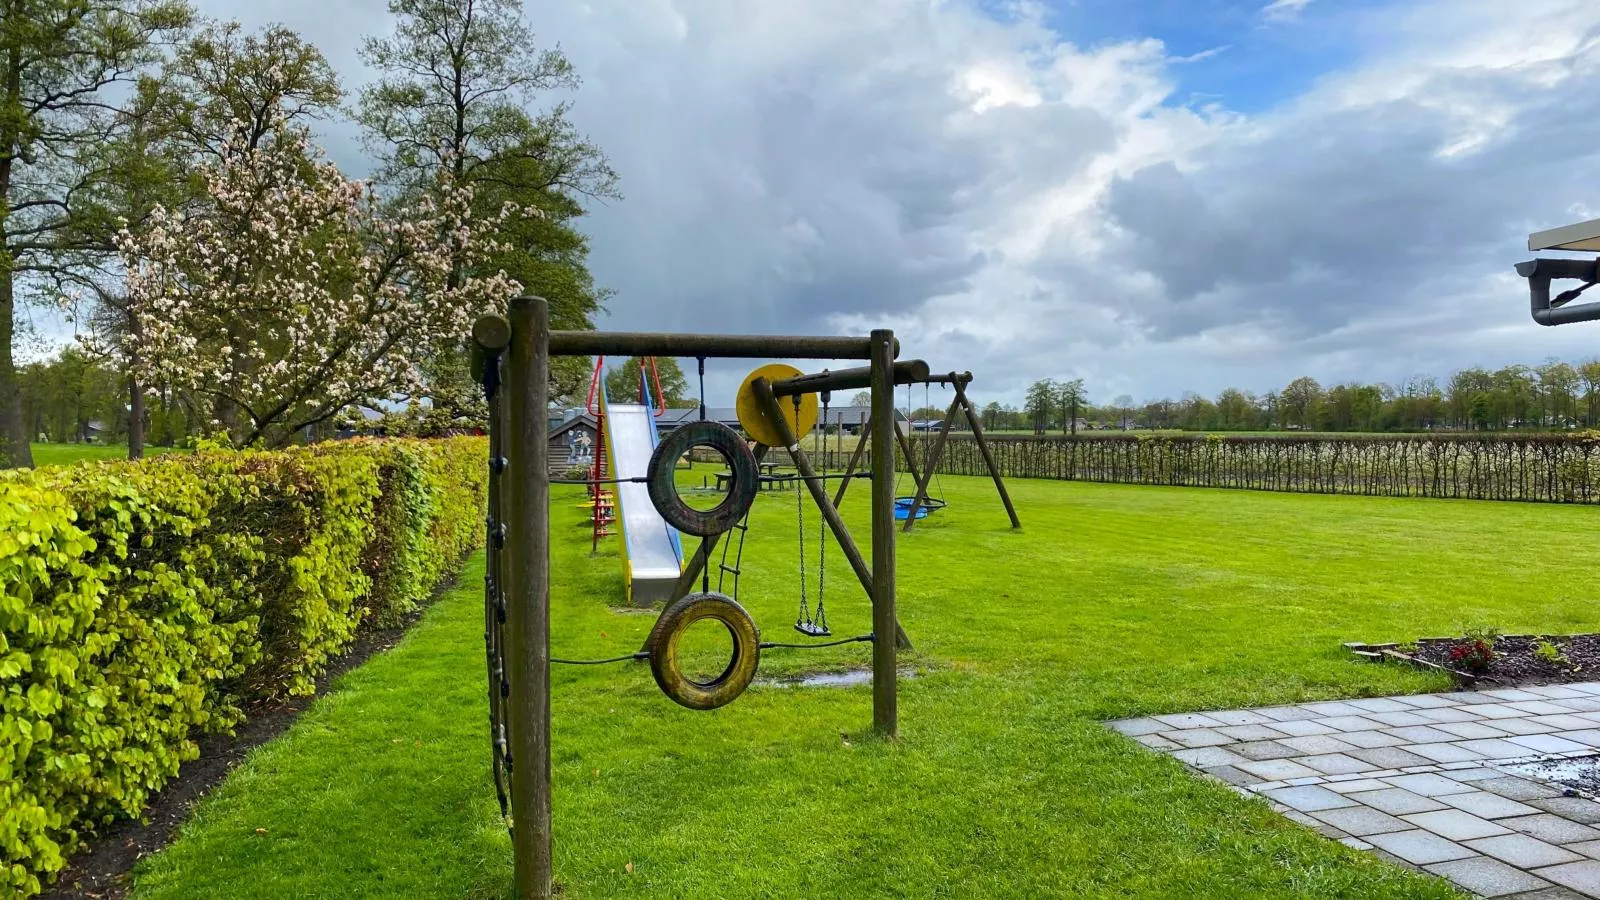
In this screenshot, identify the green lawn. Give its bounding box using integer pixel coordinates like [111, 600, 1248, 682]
[123, 475, 1600, 898]
[28, 442, 185, 467]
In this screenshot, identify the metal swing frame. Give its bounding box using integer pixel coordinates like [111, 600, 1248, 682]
[472, 297, 910, 900]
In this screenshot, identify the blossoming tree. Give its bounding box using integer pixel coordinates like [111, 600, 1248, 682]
[118, 112, 525, 447]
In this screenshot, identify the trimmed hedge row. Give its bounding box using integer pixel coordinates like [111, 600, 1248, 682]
[819, 432, 1600, 504]
[0, 437, 487, 897]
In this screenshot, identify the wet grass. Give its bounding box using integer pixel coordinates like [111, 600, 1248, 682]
[123, 475, 1600, 898]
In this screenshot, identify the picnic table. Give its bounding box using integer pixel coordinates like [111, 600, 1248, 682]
[714, 468, 797, 492]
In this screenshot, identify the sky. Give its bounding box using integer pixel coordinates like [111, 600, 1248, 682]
[44, 0, 1600, 411]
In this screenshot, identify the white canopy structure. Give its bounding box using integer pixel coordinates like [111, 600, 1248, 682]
[1529, 216, 1600, 252]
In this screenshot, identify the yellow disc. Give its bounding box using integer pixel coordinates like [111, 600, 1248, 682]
[736, 363, 818, 447]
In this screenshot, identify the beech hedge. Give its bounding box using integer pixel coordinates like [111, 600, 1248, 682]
[0, 437, 487, 897]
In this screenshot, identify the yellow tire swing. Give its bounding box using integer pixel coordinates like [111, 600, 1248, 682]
[640, 363, 817, 710]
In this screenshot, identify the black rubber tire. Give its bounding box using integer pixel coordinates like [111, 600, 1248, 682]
[646, 420, 758, 537]
[646, 592, 761, 711]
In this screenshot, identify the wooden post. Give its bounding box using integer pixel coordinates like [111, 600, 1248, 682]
[504, 297, 552, 899]
[869, 330, 898, 736]
[751, 379, 912, 650]
[832, 423, 871, 508]
[956, 380, 1020, 528]
[900, 393, 962, 531]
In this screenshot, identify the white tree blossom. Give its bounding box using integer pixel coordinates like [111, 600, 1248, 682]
[116, 110, 527, 446]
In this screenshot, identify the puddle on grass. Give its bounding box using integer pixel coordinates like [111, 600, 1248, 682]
[758, 668, 919, 689]
[1501, 754, 1600, 795]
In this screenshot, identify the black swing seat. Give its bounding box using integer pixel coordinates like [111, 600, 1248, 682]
[794, 620, 832, 638]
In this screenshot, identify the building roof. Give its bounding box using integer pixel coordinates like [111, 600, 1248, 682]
[548, 413, 598, 439]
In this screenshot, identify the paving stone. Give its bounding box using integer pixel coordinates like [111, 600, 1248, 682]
[1563, 838, 1600, 859]
[1425, 856, 1553, 897]
[1208, 709, 1273, 726]
[1407, 742, 1487, 764]
[1171, 747, 1249, 768]
[1110, 718, 1165, 736]
[1509, 701, 1584, 717]
[1418, 706, 1492, 724]
[1525, 686, 1593, 700]
[1497, 718, 1563, 736]
[1453, 767, 1510, 782]
[1278, 734, 1357, 755]
[1557, 730, 1600, 748]
[1204, 765, 1263, 787]
[1550, 697, 1600, 713]
[1311, 804, 1414, 837]
[1532, 860, 1600, 896]
[1366, 829, 1476, 865]
[1349, 787, 1449, 815]
[1237, 758, 1322, 781]
[1387, 725, 1461, 744]
[1348, 746, 1432, 769]
[1153, 712, 1226, 730]
[1498, 814, 1600, 844]
[1403, 809, 1512, 841]
[1442, 791, 1544, 820]
[1529, 715, 1598, 732]
[1327, 777, 1391, 794]
[1509, 734, 1591, 754]
[1166, 728, 1236, 748]
[1434, 720, 1515, 739]
[1368, 710, 1436, 728]
[1262, 784, 1358, 812]
[1387, 773, 1477, 796]
[1258, 705, 1320, 722]
[1134, 733, 1181, 750]
[1231, 740, 1301, 761]
[1338, 730, 1406, 749]
[1530, 797, 1600, 824]
[1483, 689, 1548, 702]
[1338, 836, 1373, 850]
[1479, 777, 1566, 801]
[1454, 738, 1540, 759]
[1476, 704, 1536, 719]
[1216, 724, 1289, 742]
[1319, 715, 1384, 732]
[1300, 753, 1379, 775]
[1466, 834, 1585, 868]
[1350, 697, 1418, 713]
[1454, 692, 1507, 704]
[1501, 886, 1596, 900]
[1303, 701, 1370, 717]
[1399, 693, 1465, 709]
[1271, 718, 1338, 737]
[1568, 684, 1600, 696]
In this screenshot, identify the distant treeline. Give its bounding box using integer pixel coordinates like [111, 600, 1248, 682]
[978, 361, 1600, 434]
[823, 432, 1600, 505]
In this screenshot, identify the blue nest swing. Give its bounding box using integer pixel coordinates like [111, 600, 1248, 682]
[893, 496, 947, 520]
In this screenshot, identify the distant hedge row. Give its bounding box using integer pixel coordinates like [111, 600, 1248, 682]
[837, 433, 1600, 504]
[0, 437, 487, 897]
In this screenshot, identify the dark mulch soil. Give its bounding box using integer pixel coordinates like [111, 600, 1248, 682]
[40, 580, 455, 900]
[1410, 633, 1600, 686]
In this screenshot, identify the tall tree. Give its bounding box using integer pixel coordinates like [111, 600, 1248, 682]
[1024, 378, 1056, 435]
[1057, 378, 1086, 435]
[0, 0, 190, 467]
[604, 357, 690, 408]
[358, 0, 619, 418]
[118, 110, 522, 447]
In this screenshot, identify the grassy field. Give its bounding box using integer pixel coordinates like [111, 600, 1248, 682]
[121, 474, 1600, 898]
[28, 442, 185, 467]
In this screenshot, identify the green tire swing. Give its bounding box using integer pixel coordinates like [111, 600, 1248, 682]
[645, 592, 761, 710]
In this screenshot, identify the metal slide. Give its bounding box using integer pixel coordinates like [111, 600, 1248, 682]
[600, 383, 683, 606]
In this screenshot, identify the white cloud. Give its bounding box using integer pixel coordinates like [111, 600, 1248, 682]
[1262, 0, 1314, 22]
[119, 0, 1600, 409]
